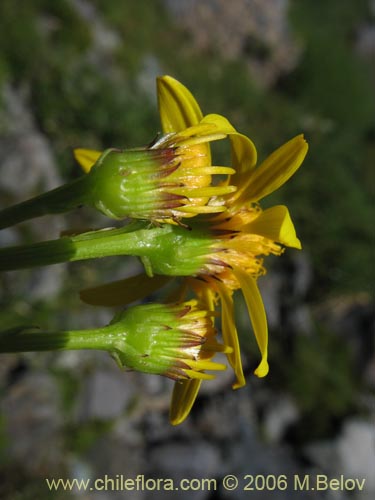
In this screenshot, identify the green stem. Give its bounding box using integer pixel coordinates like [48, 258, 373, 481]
[0, 324, 121, 354]
[0, 223, 171, 271]
[0, 175, 93, 230]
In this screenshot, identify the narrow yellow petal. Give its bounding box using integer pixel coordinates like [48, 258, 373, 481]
[189, 278, 216, 326]
[196, 114, 257, 196]
[169, 379, 202, 425]
[177, 133, 226, 147]
[233, 268, 269, 378]
[176, 121, 219, 138]
[177, 205, 227, 214]
[170, 185, 236, 197]
[179, 166, 235, 175]
[247, 205, 302, 249]
[200, 113, 237, 134]
[201, 114, 257, 187]
[217, 282, 246, 389]
[200, 114, 256, 166]
[221, 132, 257, 195]
[182, 370, 215, 381]
[185, 360, 227, 372]
[237, 134, 308, 203]
[79, 274, 171, 307]
[74, 148, 102, 173]
[229, 132, 257, 176]
[157, 76, 203, 133]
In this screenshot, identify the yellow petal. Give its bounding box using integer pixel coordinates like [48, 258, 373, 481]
[79, 274, 171, 307]
[74, 148, 102, 173]
[177, 205, 227, 214]
[201, 115, 256, 167]
[157, 76, 203, 133]
[169, 185, 236, 197]
[185, 360, 227, 372]
[247, 205, 302, 249]
[233, 268, 269, 378]
[237, 134, 308, 203]
[200, 114, 257, 189]
[189, 278, 216, 326]
[182, 370, 216, 381]
[229, 132, 257, 176]
[217, 282, 246, 389]
[200, 113, 237, 134]
[200, 115, 257, 168]
[220, 132, 257, 194]
[169, 379, 202, 425]
[175, 120, 221, 138]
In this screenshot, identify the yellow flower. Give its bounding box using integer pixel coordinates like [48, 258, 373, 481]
[111, 299, 231, 381]
[73, 76, 256, 223]
[0, 300, 230, 386]
[168, 134, 308, 424]
[76, 76, 308, 424]
[79, 134, 308, 424]
[167, 278, 217, 425]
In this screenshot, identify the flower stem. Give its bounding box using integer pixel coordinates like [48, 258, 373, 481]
[0, 223, 171, 271]
[0, 324, 121, 354]
[0, 175, 93, 230]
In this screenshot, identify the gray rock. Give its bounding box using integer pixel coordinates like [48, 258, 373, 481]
[146, 441, 221, 500]
[196, 387, 257, 441]
[258, 272, 283, 330]
[162, 0, 301, 87]
[75, 368, 138, 421]
[0, 354, 20, 389]
[0, 84, 62, 199]
[315, 293, 374, 383]
[85, 425, 147, 500]
[305, 419, 375, 500]
[288, 304, 314, 335]
[217, 423, 327, 500]
[337, 420, 375, 497]
[263, 393, 299, 443]
[258, 255, 314, 334]
[0, 83, 65, 300]
[1, 371, 64, 476]
[290, 252, 313, 299]
[356, 24, 375, 62]
[137, 55, 164, 101]
[68, 0, 122, 74]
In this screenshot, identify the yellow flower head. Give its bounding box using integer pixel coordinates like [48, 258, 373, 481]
[73, 76, 258, 223]
[77, 77, 308, 425]
[169, 135, 308, 423]
[112, 299, 230, 381]
[79, 133, 308, 424]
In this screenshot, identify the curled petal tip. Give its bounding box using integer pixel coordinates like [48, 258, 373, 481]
[254, 359, 269, 378]
[232, 379, 246, 390]
[293, 238, 302, 250]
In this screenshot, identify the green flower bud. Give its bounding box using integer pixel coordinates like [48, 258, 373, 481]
[81, 120, 237, 223]
[136, 224, 213, 277]
[110, 301, 228, 380]
[88, 148, 166, 220]
[0, 301, 229, 381]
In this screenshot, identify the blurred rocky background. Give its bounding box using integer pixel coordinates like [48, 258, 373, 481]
[0, 0, 374, 499]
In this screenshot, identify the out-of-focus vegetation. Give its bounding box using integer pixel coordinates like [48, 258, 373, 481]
[285, 0, 374, 295]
